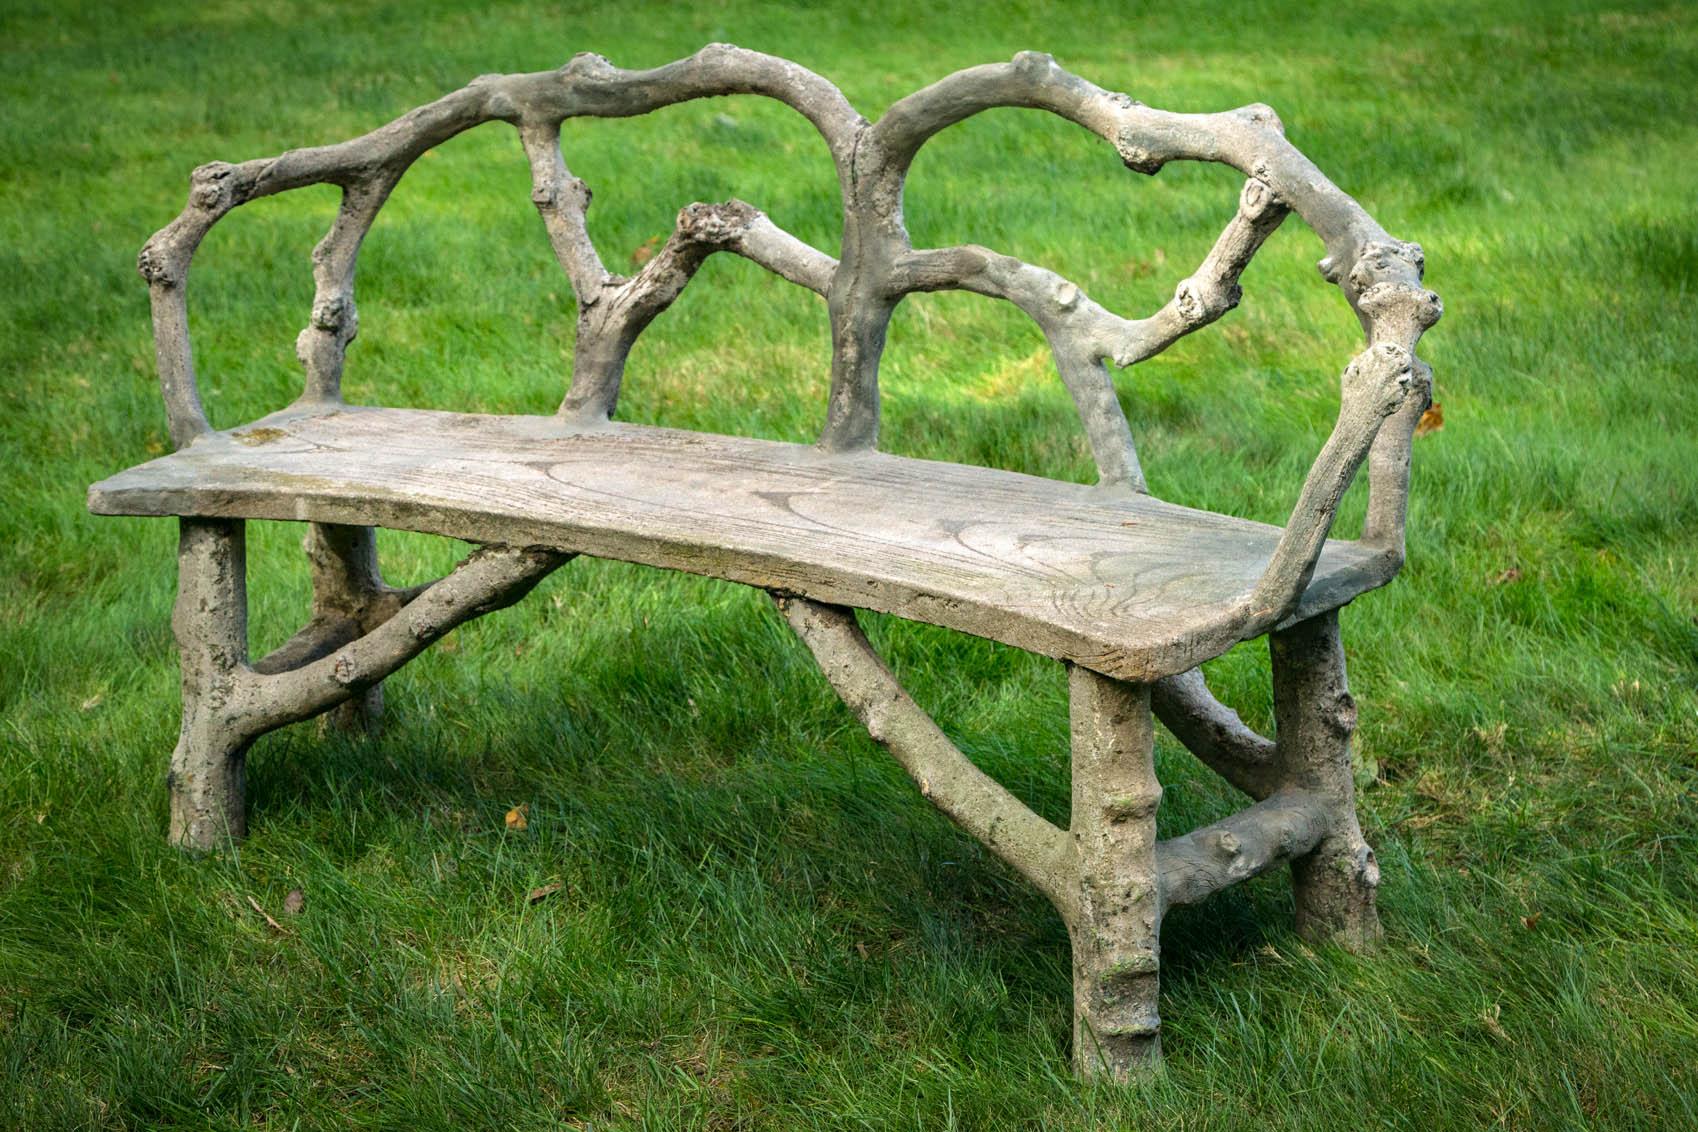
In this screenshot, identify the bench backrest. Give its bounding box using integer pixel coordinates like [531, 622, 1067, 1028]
[137, 46, 1439, 551]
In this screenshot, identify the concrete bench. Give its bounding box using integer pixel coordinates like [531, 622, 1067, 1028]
[89, 46, 1441, 1080]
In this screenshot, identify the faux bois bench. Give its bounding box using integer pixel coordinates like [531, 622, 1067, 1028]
[89, 46, 1441, 1079]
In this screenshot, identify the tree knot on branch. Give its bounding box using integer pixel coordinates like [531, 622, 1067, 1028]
[1103, 792, 1161, 823]
[1239, 177, 1281, 220]
[560, 52, 615, 79]
[675, 199, 759, 245]
[1358, 281, 1443, 332]
[137, 241, 181, 287]
[1236, 102, 1285, 134]
[1323, 691, 1358, 739]
[1348, 240, 1427, 292]
[1011, 50, 1058, 75]
[309, 294, 357, 336]
[1174, 277, 1240, 325]
[1113, 126, 1167, 175]
[1342, 343, 1414, 418]
[189, 161, 240, 212]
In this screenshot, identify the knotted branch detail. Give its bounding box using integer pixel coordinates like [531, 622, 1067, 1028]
[122, 51, 1436, 1079]
[139, 44, 1438, 568]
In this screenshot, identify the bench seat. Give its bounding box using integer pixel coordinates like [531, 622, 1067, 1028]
[89, 405, 1393, 681]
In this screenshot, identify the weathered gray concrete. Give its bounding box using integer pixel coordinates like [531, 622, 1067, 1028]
[96, 47, 1440, 1080]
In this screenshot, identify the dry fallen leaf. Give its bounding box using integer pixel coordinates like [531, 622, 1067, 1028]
[1415, 402, 1444, 436]
[1479, 1003, 1512, 1044]
[631, 234, 663, 267]
[505, 804, 529, 832]
[1521, 911, 1541, 931]
[283, 888, 305, 915]
[80, 693, 104, 712]
[1491, 567, 1523, 585]
[527, 882, 563, 904]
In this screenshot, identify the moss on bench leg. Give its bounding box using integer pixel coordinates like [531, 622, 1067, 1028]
[1067, 666, 1164, 1079]
[168, 518, 253, 849]
[1270, 611, 1382, 951]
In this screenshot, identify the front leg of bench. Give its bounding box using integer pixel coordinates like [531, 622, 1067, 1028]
[1067, 665, 1163, 1077]
[168, 518, 255, 846]
[165, 517, 569, 850]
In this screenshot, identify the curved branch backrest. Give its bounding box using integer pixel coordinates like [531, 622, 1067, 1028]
[138, 45, 1441, 559]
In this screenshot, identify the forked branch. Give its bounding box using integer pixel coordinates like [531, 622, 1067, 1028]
[556, 196, 839, 421]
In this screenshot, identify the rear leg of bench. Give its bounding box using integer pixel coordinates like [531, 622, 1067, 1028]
[1150, 615, 1380, 951]
[1270, 610, 1381, 950]
[166, 517, 570, 850]
[304, 523, 407, 733]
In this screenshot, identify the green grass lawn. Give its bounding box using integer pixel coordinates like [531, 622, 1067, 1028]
[3, 0, 1696, 1127]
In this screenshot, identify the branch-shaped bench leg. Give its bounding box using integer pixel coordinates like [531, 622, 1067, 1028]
[1270, 610, 1381, 950]
[165, 517, 569, 850]
[1068, 665, 1163, 1078]
[298, 523, 431, 733]
[169, 518, 255, 847]
[306, 523, 386, 731]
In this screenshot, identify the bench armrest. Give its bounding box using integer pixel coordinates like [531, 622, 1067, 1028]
[1243, 343, 1422, 632]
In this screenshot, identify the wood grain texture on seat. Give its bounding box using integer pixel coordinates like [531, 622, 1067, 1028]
[89, 406, 1396, 681]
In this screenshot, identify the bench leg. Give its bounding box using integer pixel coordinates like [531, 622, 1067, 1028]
[304, 523, 388, 733]
[160, 519, 569, 849]
[1270, 610, 1381, 951]
[168, 518, 253, 849]
[1067, 665, 1163, 1078]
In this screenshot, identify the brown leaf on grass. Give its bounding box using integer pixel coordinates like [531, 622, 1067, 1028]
[282, 888, 305, 915]
[246, 894, 288, 934]
[1521, 911, 1542, 931]
[505, 804, 529, 832]
[631, 234, 663, 267]
[1415, 402, 1444, 436]
[1491, 567, 1523, 585]
[1479, 1003, 1512, 1044]
[526, 882, 563, 905]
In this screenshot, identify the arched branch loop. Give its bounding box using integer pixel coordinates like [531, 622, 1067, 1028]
[139, 46, 1438, 608]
